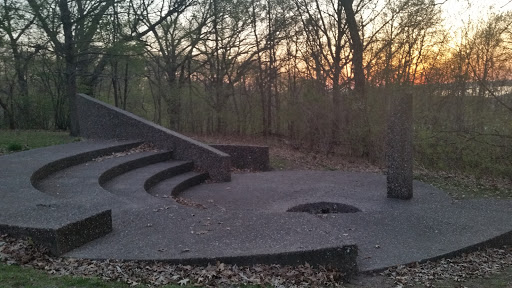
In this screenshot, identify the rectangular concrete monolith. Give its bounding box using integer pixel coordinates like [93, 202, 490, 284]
[386, 92, 413, 199]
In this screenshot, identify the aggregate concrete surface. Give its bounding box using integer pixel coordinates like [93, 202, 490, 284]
[181, 171, 512, 271]
[1, 141, 511, 273]
[0, 140, 140, 228]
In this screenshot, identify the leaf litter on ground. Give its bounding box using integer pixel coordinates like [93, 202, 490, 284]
[0, 235, 348, 287]
[93, 143, 159, 162]
[382, 246, 512, 287]
[2, 234, 512, 287]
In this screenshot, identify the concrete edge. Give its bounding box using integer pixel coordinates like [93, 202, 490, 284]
[98, 151, 173, 186]
[170, 173, 210, 198]
[143, 162, 195, 192]
[361, 230, 512, 274]
[82, 245, 358, 280]
[0, 209, 112, 256]
[31, 141, 143, 186]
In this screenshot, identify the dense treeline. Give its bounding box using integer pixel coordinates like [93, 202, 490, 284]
[0, 0, 511, 177]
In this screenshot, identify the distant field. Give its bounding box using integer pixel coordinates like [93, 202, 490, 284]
[0, 130, 78, 154]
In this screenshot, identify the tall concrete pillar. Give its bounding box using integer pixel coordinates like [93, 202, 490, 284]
[387, 92, 413, 199]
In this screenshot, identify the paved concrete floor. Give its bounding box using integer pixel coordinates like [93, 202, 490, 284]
[1, 142, 511, 273]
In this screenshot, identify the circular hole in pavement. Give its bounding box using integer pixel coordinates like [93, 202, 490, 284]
[287, 202, 361, 214]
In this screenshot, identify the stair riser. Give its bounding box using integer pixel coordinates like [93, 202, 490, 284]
[98, 152, 174, 186]
[144, 162, 195, 192]
[171, 173, 209, 198]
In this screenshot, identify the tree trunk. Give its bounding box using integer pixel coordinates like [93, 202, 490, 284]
[59, 0, 79, 136]
[341, 0, 370, 157]
[112, 60, 120, 107]
[0, 96, 15, 130]
[329, 0, 345, 151]
[122, 61, 129, 110]
[341, 0, 365, 99]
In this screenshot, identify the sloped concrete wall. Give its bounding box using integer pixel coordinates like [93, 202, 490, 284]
[76, 94, 231, 182]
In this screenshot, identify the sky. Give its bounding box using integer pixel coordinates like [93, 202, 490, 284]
[441, 0, 512, 31]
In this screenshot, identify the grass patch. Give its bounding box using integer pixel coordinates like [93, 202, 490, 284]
[6, 142, 23, 152]
[0, 130, 79, 154]
[0, 262, 260, 288]
[0, 263, 198, 288]
[0, 263, 139, 288]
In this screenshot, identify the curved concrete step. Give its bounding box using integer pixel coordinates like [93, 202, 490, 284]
[35, 150, 171, 201]
[101, 160, 194, 201]
[147, 171, 209, 199]
[143, 161, 195, 191]
[1, 140, 145, 255]
[98, 151, 174, 185]
[31, 141, 143, 188]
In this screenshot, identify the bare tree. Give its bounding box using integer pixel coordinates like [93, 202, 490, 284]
[26, 0, 192, 135]
[26, 0, 116, 135]
[249, 0, 294, 136]
[137, 0, 203, 130]
[295, 0, 352, 149]
[0, 0, 39, 129]
[197, 0, 258, 133]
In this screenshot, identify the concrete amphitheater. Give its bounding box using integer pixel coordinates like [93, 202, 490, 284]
[1, 94, 511, 278]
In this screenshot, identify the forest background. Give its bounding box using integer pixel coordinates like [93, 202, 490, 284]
[1, 0, 511, 180]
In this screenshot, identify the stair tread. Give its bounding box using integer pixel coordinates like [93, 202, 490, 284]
[149, 171, 207, 197]
[102, 160, 192, 194]
[36, 150, 171, 199]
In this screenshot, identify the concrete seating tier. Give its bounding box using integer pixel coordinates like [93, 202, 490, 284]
[1, 141, 511, 275]
[0, 140, 358, 276]
[1, 140, 142, 255]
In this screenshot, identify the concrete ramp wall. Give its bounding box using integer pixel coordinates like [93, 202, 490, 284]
[76, 94, 231, 181]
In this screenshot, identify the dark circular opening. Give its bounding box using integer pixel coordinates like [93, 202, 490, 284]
[287, 202, 360, 214]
